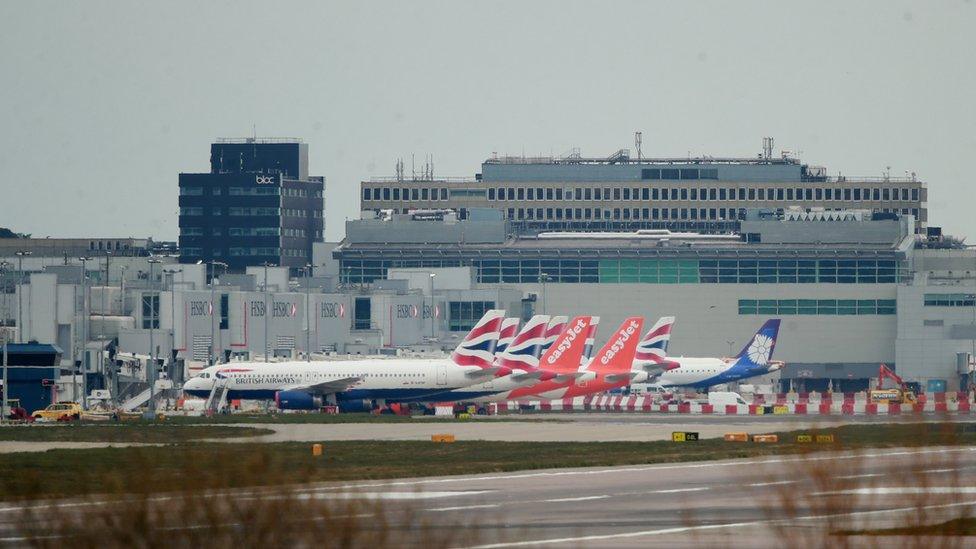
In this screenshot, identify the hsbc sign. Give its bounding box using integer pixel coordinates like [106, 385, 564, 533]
[320, 302, 346, 318]
[273, 301, 298, 318]
[189, 301, 213, 316]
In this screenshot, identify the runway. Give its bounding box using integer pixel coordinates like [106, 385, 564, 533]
[3, 445, 976, 546]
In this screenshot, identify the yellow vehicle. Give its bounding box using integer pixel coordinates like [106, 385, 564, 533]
[31, 401, 82, 421]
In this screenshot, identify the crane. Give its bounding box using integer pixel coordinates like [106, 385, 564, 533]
[871, 364, 917, 404]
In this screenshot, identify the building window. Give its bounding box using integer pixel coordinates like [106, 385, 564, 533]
[924, 294, 976, 307]
[220, 294, 229, 329]
[488, 188, 496, 200]
[179, 187, 204, 196]
[180, 207, 203, 216]
[642, 168, 661, 180]
[738, 298, 895, 315]
[142, 293, 159, 329]
[448, 301, 496, 332]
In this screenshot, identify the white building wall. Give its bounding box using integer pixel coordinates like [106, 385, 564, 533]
[483, 282, 898, 363]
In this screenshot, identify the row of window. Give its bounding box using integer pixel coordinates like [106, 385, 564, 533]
[641, 168, 719, 180]
[362, 185, 922, 204]
[339, 257, 904, 285]
[503, 206, 918, 222]
[738, 299, 897, 315]
[182, 186, 322, 198]
[282, 248, 308, 257]
[283, 228, 307, 238]
[924, 293, 976, 307]
[229, 247, 281, 256]
[448, 301, 496, 331]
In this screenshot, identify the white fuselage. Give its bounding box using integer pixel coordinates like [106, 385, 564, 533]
[182, 358, 488, 402]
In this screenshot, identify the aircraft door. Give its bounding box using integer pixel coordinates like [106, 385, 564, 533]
[436, 365, 447, 386]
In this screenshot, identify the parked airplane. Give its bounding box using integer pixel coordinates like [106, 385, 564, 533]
[652, 319, 783, 389]
[540, 316, 568, 354]
[495, 317, 521, 354]
[182, 310, 506, 410]
[421, 315, 554, 401]
[497, 316, 602, 401]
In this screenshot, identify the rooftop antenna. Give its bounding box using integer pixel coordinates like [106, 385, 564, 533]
[635, 131, 643, 163]
[762, 137, 774, 161]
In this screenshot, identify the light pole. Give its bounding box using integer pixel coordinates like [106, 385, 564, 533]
[145, 258, 161, 420]
[1, 261, 9, 423]
[429, 273, 436, 340]
[539, 272, 550, 315]
[262, 262, 274, 360]
[78, 256, 93, 409]
[14, 251, 31, 343]
[208, 261, 227, 365]
[163, 268, 182, 377]
[305, 263, 313, 362]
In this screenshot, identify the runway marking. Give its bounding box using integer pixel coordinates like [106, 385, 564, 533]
[297, 490, 493, 501]
[748, 480, 797, 487]
[312, 446, 976, 492]
[428, 504, 501, 512]
[921, 468, 959, 474]
[817, 487, 976, 496]
[458, 498, 976, 548]
[649, 487, 708, 494]
[542, 495, 610, 503]
[836, 473, 884, 480]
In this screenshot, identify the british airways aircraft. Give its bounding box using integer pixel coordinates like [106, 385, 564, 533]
[182, 310, 507, 410]
[421, 315, 555, 402]
[652, 319, 783, 389]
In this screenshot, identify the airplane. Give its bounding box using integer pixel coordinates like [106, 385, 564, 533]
[420, 315, 555, 402]
[182, 310, 507, 411]
[492, 315, 602, 401]
[495, 317, 521, 354]
[540, 316, 568, 354]
[652, 319, 783, 389]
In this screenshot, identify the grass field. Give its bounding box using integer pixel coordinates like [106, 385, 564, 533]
[3, 422, 976, 501]
[0, 424, 272, 443]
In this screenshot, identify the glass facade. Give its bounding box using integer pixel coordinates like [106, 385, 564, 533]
[738, 299, 896, 315]
[924, 293, 976, 307]
[339, 256, 904, 285]
[448, 301, 496, 331]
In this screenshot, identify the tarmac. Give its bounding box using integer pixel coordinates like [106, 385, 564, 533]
[2, 444, 975, 546]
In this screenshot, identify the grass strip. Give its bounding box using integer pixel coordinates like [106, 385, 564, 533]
[0, 424, 273, 443]
[2, 422, 975, 501]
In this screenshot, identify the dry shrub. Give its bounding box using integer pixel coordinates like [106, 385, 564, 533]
[12, 445, 486, 548]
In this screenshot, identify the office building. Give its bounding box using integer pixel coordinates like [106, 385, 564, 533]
[178, 138, 325, 273]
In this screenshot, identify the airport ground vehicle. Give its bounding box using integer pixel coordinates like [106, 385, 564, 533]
[868, 364, 917, 404]
[31, 401, 82, 421]
[707, 391, 748, 407]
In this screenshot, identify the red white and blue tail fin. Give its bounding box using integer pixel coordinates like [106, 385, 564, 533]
[539, 316, 599, 373]
[496, 315, 549, 371]
[495, 318, 521, 355]
[450, 309, 505, 369]
[587, 317, 644, 375]
[634, 316, 675, 364]
[581, 317, 601, 364]
[538, 316, 568, 358]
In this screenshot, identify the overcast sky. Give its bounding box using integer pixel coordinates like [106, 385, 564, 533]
[2, 1, 974, 242]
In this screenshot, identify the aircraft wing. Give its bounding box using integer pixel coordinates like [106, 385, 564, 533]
[285, 376, 362, 395]
[467, 366, 508, 378]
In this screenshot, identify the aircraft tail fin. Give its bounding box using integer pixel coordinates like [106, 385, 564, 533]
[494, 318, 521, 355]
[587, 317, 644, 375]
[733, 319, 781, 369]
[450, 309, 505, 369]
[539, 316, 568, 357]
[538, 316, 599, 373]
[496, 315, 550, 371]
[634, 316, 675, 364]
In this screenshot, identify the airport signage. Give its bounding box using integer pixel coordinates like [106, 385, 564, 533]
[672, 431, 699, 442]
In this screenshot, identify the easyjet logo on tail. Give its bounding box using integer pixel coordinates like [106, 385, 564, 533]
[546, 318, 589, 365]
[599, 319, 641, 365]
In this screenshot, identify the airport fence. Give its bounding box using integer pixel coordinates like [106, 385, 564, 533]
[494, 391, 976, 415]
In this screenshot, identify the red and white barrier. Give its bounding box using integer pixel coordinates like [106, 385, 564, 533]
[492, 392, 976, 415]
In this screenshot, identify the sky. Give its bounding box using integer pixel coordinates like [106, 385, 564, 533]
[1, 1, 974, 242]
